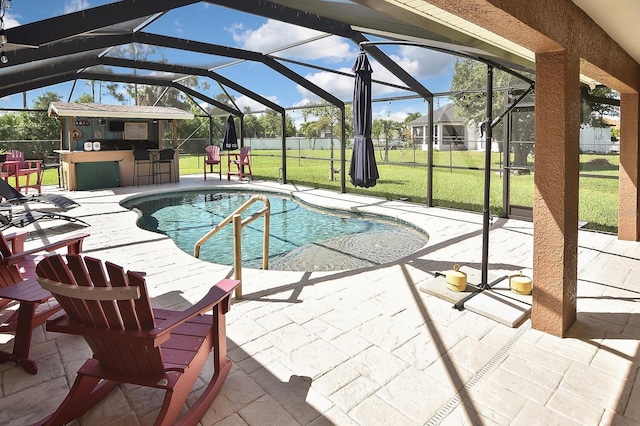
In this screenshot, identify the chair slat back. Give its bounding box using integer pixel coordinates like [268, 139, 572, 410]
[36, 254, 163, 376]
[240, 146, 251, 163]
[205, 145, 220, 162]
[158, 148, 175, 162]
[0, 233, 25, 288]
[0, 263, 23, 288]
[133, 148, 151, 161]
[7, 150, 25, 168]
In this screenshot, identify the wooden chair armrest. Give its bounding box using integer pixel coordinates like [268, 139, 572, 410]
[0, 232, 90, 265]
[24, 160, 42, 167]
[3, 230, 28, 253]
[150, 279, 239, 338]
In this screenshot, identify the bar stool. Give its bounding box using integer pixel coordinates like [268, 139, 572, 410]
[133, 149, 153, 186]
[153, 148, 175, 184]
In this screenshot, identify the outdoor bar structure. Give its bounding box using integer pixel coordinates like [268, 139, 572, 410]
[47, 102, 193, 190]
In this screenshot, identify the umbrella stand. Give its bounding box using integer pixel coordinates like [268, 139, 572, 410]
[453, 64, 507, 310]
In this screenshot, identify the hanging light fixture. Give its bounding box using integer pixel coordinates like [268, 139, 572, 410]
[0, 0, 9, 64]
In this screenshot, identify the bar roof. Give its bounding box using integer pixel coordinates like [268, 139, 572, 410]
[48, 102, 195, 120]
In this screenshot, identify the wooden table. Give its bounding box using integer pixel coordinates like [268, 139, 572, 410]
[0, 277, 60, 374]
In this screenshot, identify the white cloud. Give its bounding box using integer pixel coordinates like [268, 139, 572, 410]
[3, 11, 20, 28]
[198, 94, 280, 115]
[390, 46, 452, 79]
[228, 19, 354, 61]
[174, 19, 183, 34]
[372, 106, 411, 122]
[365, 47, 453, 93]
[235, 94, 279, 112]
[148, 71, 180, 79]
[295, 68, 353, 102]
[291, 47, 453, 106]
[64, 0, 90, 14]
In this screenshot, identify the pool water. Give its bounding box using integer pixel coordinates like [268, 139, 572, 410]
[122, 191, 429, 271]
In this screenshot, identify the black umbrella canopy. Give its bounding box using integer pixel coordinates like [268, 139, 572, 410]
[223, 115, 238, 150]
[349, 51, 379, 188]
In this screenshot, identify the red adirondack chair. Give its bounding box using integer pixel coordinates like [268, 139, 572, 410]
[0, 231, 89, 373]
[6, 150, 42, 195]
[227, 146, 253, 181]
[204, 144, 221, 180]
[35, 253, 240, 426]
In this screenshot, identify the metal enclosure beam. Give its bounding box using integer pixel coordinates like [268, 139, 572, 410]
[5, 0, 198, 47]
[99, 57, 285, 113]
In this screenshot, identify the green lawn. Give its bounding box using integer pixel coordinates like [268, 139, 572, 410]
[179, 148, 620, 232]
[40, 148, 618, 233]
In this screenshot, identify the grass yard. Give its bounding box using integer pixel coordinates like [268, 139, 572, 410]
[38, 147, 618, 233]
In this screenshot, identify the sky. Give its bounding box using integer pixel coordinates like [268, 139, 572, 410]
[0, 0, 459, 124]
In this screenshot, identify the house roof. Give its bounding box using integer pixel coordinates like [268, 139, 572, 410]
[409, 104, 461, 126]
[47, 102, 195, 120]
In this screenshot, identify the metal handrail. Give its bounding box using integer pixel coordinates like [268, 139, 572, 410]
[194, 194, 270, 299]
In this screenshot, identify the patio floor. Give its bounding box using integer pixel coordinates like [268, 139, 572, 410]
[0, 175, 639, 425]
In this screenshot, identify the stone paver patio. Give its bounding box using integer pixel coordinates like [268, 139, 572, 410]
[0, 176, 638, 425]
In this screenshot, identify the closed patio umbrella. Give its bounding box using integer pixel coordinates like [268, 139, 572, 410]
[349, 51, 379, 188]
[222, 115, 238, 150]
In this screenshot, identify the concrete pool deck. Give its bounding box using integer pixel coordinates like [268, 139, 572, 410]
[0, 175, 639, 425]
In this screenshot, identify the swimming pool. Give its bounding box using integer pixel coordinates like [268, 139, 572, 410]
[121, 190, 429, 271]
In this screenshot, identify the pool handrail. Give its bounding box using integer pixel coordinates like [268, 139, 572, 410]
[194, 194, 270, 299]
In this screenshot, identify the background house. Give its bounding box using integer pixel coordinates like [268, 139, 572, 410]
[409, 104, 483, 151]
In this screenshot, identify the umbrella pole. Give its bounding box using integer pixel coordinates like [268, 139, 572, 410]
[481, 65, 493, 289]
[452, 65, 509, 310]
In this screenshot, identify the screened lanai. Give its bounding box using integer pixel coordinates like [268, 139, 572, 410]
[2, 0, 640, 338]
[0, 0, 539, 191]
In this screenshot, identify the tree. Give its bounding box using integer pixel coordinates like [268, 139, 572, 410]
[19, 92, 62, 141]
[450, 58, 531, 128]
[401, 112, 422, 143]
[104, 82, 126, 103]
[284, 114, 297, 137]
[0, 112, 21, 141]
[301, 103, 351, 140]
[197, 93, 239, 142]
[300, 103, 351, 180]
[260, 110, 281, 138]
[243, 108, 264, 138]
[450, 58, 533, 166]
[74, 93, 95, 103]
[103, 43, 163, 105]
[371, 118, 400, 161]
[580, 86, 620, 127]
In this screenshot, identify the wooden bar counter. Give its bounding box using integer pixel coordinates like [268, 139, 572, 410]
[57, 148, 179, 190]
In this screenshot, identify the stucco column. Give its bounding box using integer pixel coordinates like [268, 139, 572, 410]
[618, 93, 640, 241]
[531, 49, 580, 337]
